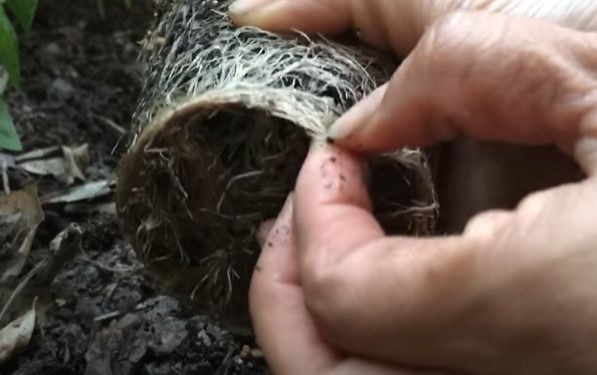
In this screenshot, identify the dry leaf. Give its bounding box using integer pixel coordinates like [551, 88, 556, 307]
[0, 225, 38, 283]
[15, 146, 61, 162]
[0, 184, 44, 225]
[0, 184, 44, 283]
[41, 180, 113, 205]
[0, 300, 36, 365]
[62, 144, 89, 183]
[18, 158, 69, 178]
[64, 202, 116, 215]
[16, 144, 90, 185]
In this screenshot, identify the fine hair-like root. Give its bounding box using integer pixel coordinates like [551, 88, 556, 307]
[116, 0, 438, 334]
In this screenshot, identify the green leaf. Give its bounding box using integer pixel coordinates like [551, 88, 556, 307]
[0, 6, 19, 88]
[0, 97, 22, 152]
[123, 0, 133, 9]
[5, 0, 37, 31]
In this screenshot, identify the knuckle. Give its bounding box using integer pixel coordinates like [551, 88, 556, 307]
[415, 11, 591, 140]
[463, 209, 512, 238]
[431, 11, 482, 44]
[515, 190, 551, 218]
[497, 49, 564, 124]
[414, 12, 487, 104]
[301, 250, 351, 327]
[420, 12, 482, 60]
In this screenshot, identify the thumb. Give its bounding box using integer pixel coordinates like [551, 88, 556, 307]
[293, 142, 487, 370]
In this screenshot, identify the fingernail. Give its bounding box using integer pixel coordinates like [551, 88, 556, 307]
[277, 192, 294, 220]
[326, 86, 385, 141]
[228, 0, 278, 16]
[327, 108, 366, 141]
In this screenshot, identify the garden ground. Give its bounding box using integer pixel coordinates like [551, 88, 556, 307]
[1, 1, 270, 374]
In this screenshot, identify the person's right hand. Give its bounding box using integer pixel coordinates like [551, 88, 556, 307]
[230, 0, 597, 233]
[229, 1, 597, 375]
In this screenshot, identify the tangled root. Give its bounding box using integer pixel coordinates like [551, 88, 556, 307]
[116, 0, 438, 334]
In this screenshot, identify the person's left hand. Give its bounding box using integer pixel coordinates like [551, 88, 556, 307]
[251, 191, 452, 375]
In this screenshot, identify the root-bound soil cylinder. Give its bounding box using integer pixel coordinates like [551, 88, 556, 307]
[116, 0, 438, 335]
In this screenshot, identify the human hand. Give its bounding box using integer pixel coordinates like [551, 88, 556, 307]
[251, 193, 452, 375]
[228, 0, 597, 54]
[230, 1, 597, 375]
[229, 0, 597, 233]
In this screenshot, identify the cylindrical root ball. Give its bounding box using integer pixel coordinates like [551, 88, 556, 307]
[116, 0, 438, 335]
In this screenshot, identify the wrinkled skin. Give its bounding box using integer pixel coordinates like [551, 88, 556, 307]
[229, 1, 597, 374]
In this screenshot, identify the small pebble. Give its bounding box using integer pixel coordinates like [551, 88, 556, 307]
[48, 78, 75, 101]
[251, 348, 264, 358]
[240, 345, 251, 359]
[44, 42, 61, 55]
[197, 330, 212, 346]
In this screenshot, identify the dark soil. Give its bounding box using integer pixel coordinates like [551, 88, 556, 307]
[1, 1, 270, 374]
